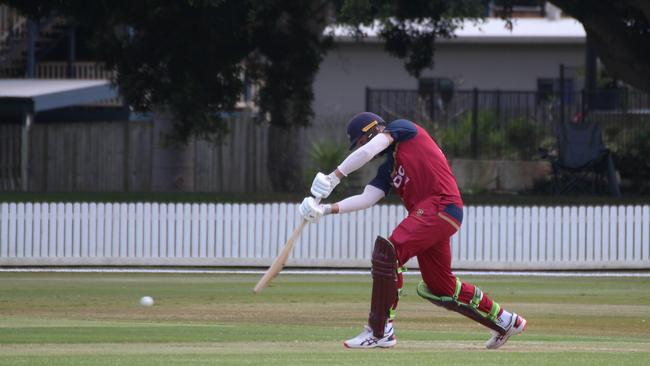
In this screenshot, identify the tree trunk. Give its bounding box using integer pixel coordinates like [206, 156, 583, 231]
[267, 125, 304, 192]
[550, 0, 650, 93]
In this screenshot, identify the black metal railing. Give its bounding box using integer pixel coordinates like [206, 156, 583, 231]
[366, 88, 650, 161]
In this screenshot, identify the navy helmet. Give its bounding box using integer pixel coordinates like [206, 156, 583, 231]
[346, 112, 386, 150]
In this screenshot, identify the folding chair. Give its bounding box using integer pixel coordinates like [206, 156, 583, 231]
[542, 113, 621, 197]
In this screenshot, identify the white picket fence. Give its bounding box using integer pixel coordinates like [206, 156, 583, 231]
[0, 202, 648, 269]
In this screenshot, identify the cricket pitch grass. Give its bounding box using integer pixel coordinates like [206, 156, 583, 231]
[1, 272, 649, 365]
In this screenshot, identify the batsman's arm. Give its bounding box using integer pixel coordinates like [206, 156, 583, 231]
[300, 185, 384, 223]
[311, 133, 393, 199]
[326, 185, 385, 215]
[335, 133, 393, 178]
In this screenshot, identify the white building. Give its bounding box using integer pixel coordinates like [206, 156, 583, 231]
[313, 17, 586, 119]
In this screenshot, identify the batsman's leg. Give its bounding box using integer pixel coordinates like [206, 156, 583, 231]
[344, 236, 399, 349]
[417, 278, 507, 334]
[416, 243, 527, 348]
[368, 236, 398, 338]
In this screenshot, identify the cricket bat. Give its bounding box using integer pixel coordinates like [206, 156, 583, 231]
[253, 219, 309, 294]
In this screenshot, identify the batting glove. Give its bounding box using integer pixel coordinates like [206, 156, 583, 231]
[310, 172, 340, 199]
[299, 197, 330, 223]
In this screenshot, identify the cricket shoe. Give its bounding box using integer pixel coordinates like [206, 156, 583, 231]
[343, 322, 396, 349]
[485, 313, 527, 349]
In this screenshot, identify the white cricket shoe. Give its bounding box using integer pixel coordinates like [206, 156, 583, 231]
[343, 322, 396, 349]
[485, 313, 527, 349]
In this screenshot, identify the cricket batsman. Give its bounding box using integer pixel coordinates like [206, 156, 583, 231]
[299, 112, 527, 349]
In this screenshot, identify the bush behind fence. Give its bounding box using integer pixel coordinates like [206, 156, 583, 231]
[367, 88, 650, 160]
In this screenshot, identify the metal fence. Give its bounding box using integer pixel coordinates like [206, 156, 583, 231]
[1, 202, 648, 269]
[367, 88, 650, 160]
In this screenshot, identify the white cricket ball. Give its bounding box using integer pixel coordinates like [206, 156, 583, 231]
[139, 296, 154, 307]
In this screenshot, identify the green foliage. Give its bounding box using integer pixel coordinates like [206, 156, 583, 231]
[3, 0, 339, 191]
[1, 0, 519, 192]
[303, 139, 357, 197]
[504, 117, 541, 159]
[628, 129, 650, 157]
[550, 0, 650, 94]
[307, 139, 349, 173]
[435, 112, 542, 160]
[436, 111, 503, 159]
[3, 0, 333, 144]
[613, 128, 650, 194]
[337, 0, 494, 77]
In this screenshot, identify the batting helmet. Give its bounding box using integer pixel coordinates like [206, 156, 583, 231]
[346, 112, 386, 150]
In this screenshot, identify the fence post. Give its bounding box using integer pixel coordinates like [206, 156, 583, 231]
[21, 113, 32, 191]
[123, 121, 130, 192]
[471, 88, 479, 159]
[496, 89, 501, 126]
[560, 64, 564, 124]
[43, 126, 48, 192]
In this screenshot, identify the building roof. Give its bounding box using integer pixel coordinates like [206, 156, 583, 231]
[0, 79, 118, 113]
[328, 17, 586, 44]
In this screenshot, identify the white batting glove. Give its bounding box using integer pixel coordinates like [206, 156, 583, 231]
[299, 197, 330, 223]
[310, 172, 341, 199]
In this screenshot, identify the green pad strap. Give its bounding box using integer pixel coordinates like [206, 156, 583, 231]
[417, 280, 454, 303]
[488, 302, 501, 322]
[452, 278, 462, 301]
[470, 287, 483, 309]
[390, 265, 405, 321]
[418, 280, 503, 331]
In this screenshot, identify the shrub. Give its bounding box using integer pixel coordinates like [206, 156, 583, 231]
[303, 139, 357, 197]
[436, 111, 505, 159]
[504, 117, 541, 160]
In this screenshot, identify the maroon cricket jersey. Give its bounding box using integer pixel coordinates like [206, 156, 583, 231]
[369, 120, 463, 214]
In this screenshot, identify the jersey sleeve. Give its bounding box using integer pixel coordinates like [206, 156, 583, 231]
[368, 157, 393, 195]
[385, 119, 417, 142]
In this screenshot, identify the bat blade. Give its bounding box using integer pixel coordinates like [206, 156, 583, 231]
[253, 219, 308, 294]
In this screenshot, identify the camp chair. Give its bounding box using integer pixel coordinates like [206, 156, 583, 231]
[540, 112, 621, 197]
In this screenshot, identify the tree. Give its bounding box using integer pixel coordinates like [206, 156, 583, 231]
[337, 0, 488, 76]
[338, 0, 650, 93]
[15, 1, 649, 191]
[549, 0, 650, 94]
[4, 0, 334, 191]
[5, 0, 490, 191]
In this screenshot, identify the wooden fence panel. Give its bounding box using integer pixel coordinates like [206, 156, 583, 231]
[9, 116, 345, 193]
[24, 122, 153, 192]
[193, 115, 272, 193]
[128, 122, 153, 191]
[0, 124, 21, 190]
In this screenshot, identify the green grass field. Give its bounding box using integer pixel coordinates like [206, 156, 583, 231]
[1, 272, 649, 365]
